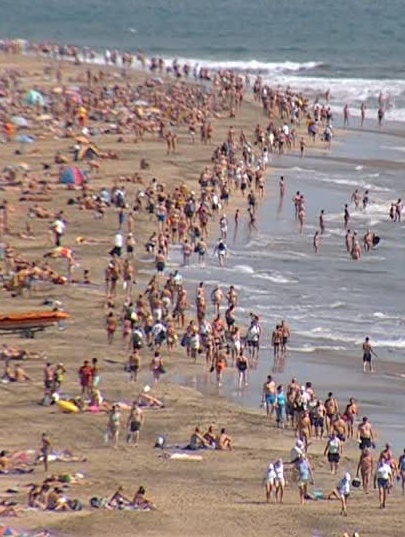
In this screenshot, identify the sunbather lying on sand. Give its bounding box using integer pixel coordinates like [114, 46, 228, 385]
[137, 390, 164, 408]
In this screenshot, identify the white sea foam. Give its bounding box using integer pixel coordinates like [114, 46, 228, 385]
[373, 311, 401, 320]
[313, 175, 392, 192]
[170, 57, 325, 75]
[254, 271, 297, 284]
[330, 301, 346, 309]
[233, 264, 255, 274]
[380, 145, 405, 153]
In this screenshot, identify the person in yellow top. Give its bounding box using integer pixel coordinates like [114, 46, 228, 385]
[77, 106, 87, 126]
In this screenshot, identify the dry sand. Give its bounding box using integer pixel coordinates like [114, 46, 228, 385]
[0, 54, 403, 537]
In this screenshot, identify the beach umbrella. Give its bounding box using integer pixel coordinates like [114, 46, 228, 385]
[59, 166, 85, 186]
[0, 527, 20, 537]
[25, 89, 45, 107]
[11, 116, 28, 128]
[15, 134, 34, 153]
[16, 134, 34, 144]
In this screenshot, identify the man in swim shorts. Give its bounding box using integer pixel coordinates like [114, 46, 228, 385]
[126, 403, 144, 447]
[362, 336, 376, 373]
[262, 375, 276, 417]
[357, 416, 375, 451]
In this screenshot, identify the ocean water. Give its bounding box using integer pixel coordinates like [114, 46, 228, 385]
[2, 0, 405, 119]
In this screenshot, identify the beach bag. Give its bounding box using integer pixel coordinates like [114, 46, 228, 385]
[180, 333, 188, 347]
[132, 330, 144, 349]
[352, 477, 361, 488]
[90, 497, 101, 508]
[40, 394, 52, 406]
[154, 434, 166, 449]
[69, 499, 83, 511]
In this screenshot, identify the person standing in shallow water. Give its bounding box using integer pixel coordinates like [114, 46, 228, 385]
[362, 336, 377, 373]
[344, 204, 350, 228]
[312, 231, 320, 254]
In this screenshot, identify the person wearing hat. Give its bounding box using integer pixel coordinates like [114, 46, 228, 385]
[290, 438, 305, 464]
[327, 471, 351, 516]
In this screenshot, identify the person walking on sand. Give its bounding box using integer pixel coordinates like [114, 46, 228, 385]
[106, 404, 121, 449]
[343, 397, 358, 439]
[324, 432, 342, 474]
[126, 402, 144, 447]
[263, 462, 276, 503]
[398, 449, 405, 494]
[150, 351, 164, 384]
[356, 447, 374, 494]
[275, 385, 286, 429]
[374, 459, 392, 509]
[357, 416, 375, 451]
[40, 432, 51, 472]
[262, 375, 276, 417]
[78, 359, 93, 399]
[106, 311, 117, 344]
[274, 459, 286, 503]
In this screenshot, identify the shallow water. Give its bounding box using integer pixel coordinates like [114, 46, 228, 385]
[170, 125, 405, 449]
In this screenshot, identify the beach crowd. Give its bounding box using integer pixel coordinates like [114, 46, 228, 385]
[0, 39, 403, 537]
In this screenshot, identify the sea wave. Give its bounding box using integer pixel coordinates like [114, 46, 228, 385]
[168, 57, 325, 75]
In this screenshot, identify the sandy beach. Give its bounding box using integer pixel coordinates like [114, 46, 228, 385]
[0, 50, 404, 537]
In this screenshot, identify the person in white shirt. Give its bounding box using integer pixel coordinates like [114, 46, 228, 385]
[52, 217, 65, 247]
[298, 386, 311, 410]
[263, 463, 276, 503]
[151, 321, 166, 349]
[327, 472, 351, 516]
[374, 460, 392, 509]
[324, 433, 342, 474]
[213, 239, 227, 267]
[274, 459, 286, 503]
[110, 232, 123, 257]
[290, 439, 305, 463]
[219, 214, 228, 241]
